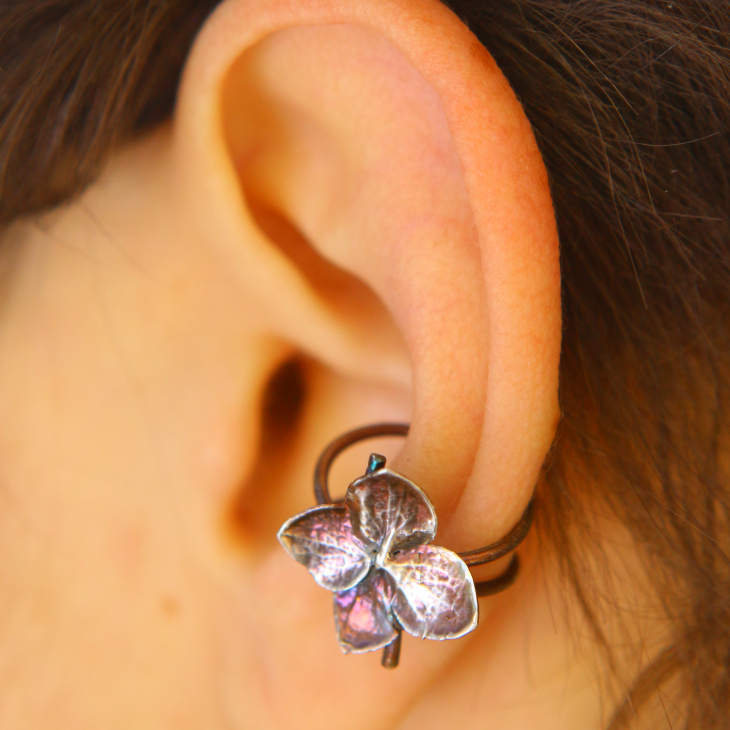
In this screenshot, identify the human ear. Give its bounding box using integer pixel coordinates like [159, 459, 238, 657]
[169, 0, 560, 718]
[176, 0, 561, 549]
[0, 0, 560, 724]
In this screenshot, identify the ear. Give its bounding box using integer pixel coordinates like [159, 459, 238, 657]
[176, 0, 561, 552]
[168, 0, 561, 717]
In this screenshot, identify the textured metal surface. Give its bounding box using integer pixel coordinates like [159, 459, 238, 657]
[281, 423, 536, 667]
[279, 463, 478, 655]
[389, 544, 478, 640]
[278, 505, 370, 592]
[346, 470, 437, 553]
[334, 569, 397, 653]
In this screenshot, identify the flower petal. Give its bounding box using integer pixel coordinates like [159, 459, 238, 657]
[386, 544, 478, 640]
[334, 569, 398, 653]
[278, 505, 371, 592]
[346, 469, 437, 552]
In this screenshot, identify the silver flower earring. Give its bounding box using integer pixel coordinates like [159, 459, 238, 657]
[278, 423, 534, 668]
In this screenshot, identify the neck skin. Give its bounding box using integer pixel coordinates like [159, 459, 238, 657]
[0, 129, 676, 730]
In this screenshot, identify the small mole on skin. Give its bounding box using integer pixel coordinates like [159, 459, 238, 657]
[162, 597, 180, 617]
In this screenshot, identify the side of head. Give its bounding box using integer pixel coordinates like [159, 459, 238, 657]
[0, 1, 728, 728]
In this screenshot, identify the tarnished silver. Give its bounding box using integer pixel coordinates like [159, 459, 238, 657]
[278, 423, 534, 668]
[279, 466, 478, 654]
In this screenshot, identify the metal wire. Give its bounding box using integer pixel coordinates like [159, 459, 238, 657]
[313, 422, 534, 598]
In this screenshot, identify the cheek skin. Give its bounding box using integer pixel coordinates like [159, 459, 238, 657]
[0, 136, 282, 727]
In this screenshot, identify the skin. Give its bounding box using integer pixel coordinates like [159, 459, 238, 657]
[0, 0, 670, 727]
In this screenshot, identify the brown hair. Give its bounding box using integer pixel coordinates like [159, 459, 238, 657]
[1, 1, 729, 727]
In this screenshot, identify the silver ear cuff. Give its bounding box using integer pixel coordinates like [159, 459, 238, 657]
[278, 423, 534, 668]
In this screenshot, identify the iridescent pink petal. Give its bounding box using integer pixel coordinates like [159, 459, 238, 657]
[386, 544, 478, 640]
[334, 569, 398, 653]
[346, 469, 437, 552]
[278, 505, 372, 592]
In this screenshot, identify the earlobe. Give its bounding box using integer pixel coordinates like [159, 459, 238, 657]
[174, 0, 560, 559]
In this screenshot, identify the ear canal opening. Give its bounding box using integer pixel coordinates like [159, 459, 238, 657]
[227, 355, 308, 548]
[221, 207, 413, 550]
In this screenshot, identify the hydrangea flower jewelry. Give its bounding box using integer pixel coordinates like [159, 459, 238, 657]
[278, 424, 534, 668]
